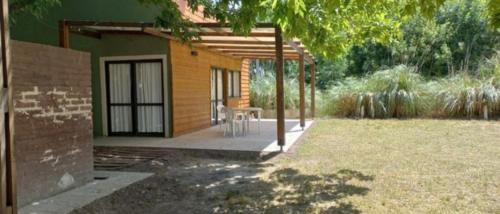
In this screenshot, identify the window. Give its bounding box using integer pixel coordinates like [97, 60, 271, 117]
[228, 70, 240, 97]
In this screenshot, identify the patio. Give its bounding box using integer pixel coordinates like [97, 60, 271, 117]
[94, 119, 314, 153]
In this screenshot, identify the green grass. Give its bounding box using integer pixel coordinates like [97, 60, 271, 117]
[268, 119, 500, 213]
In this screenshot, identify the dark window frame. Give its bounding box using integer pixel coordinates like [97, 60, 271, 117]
[105, 59, 165, 137]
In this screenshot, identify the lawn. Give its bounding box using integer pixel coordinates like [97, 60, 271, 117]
[73, 119, 500, 214]
[267, 119, 500, 213]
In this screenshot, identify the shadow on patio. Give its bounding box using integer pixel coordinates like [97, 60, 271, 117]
[94, 119, 314, 154]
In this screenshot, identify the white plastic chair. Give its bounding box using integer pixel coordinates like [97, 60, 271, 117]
[217, 104, 227, 129]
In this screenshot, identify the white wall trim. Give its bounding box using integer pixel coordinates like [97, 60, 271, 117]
[99, 54, 169, 137]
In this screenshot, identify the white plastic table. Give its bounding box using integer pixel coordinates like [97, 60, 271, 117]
[232, 107, 262, 134]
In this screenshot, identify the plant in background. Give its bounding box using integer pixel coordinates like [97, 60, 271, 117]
[319, 77, 364, 117]
[435, 67, 500, 119]
[478, 51, 500, 84]
[250, 73, 276, 110]
[319, 65, 427, 118]
[249, 73, 304, 110]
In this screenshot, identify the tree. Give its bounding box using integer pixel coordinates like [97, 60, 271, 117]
[313, 56, 347, 89]
[339, 0, 498, 77]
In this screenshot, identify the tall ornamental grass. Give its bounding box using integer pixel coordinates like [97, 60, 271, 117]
[250, 57, 500, 120]
[320, 65, 427, 118]
[250, 73, 304, 110]
[431, 54, 500, 119]
[433, 76, 500, 119]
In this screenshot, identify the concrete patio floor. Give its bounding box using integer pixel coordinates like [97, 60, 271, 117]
[94, 119, 314, 153]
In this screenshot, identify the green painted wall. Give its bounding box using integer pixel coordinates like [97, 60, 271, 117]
[10, 0, 170, 137]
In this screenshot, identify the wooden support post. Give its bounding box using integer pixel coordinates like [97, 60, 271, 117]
[222, 69, 228, 106]
[299, 54, 305, 129]
[310, 62, 316, 118]
[1, 0, 17, 213]
[275, 27, 285, 148]
[59, 20, 70, 48]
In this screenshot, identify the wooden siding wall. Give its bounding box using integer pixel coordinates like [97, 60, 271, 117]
[169, 41, 249, 136]
[227, 59, 250, 108]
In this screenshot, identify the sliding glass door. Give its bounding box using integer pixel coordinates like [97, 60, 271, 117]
[106, 60, 164, 136]
[210, 68, 224, 125]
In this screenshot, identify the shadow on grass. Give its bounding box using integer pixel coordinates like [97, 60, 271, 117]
[217, 167, 374, 213]
[72, 160, 374, 214]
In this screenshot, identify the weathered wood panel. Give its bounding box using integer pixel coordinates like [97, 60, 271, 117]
[12, 41, 93, 206]
[169, 41, 249, 136]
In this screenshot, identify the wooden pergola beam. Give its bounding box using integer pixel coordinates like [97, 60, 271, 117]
[287, 40, 314, 64]
[142, 27, 176, 40]
[65, 21, 275, 37]
[65, 20, 155, 28]
[230, 52, 299, 55]
[299, 54, 305, 129]
[207, 45, 294, 50]
[238, 56, 300, 60]
[69, 27, 101, 39]
[275, 27, 285, 149]
[220, 49, 297, 53]
[195, 22, 275, 28]
[59, 20, 70, 48]
[64, 21, 275, 31]
[198, 31, 275, 37]
[230, 54, 300, 58]
[310, 62, 316, 118]
[192, 40, 300, 45]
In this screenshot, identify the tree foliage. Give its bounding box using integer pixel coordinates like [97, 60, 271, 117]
[341, 0, 498, 77]
[145, 0, 499, 59]
[9, 0, 60, 18]
[10, 0, 500, 59]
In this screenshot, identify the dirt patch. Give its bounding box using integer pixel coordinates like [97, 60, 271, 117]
[72, 146, 371, 213]
[73, 151, 269, 214]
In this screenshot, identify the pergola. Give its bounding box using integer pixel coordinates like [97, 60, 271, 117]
[59, 20, 316, 148]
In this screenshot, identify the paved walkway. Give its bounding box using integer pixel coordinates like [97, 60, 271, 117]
[20, 171, 153, 214]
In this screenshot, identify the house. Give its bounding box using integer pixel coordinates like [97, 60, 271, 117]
[12, 0, 252, 139]
[8, 0, 315, 207]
